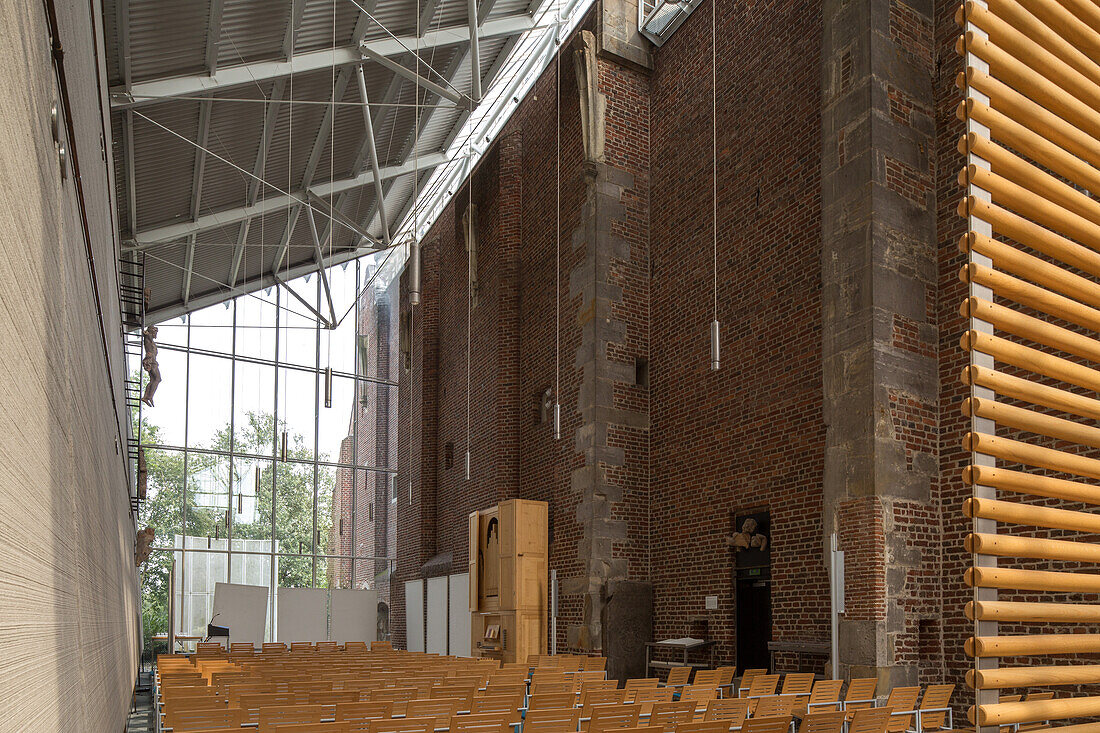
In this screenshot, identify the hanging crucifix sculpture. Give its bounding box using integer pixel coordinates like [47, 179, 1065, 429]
[141, 325, 162, 407]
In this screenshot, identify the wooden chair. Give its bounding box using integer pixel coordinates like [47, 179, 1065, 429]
[737, 671, 768, 698]
[1017, 692, 1054, 733]
[431, 684, 477, 708]
[580, 680, 620, 696]
[371, 641, 394, 651]
[848, 708, 892, 733]
[743, 676, 781, 715]
[798, 711, 845, 733]
[241, 693, 304, 723]
[842, 679, 877, 719]
[471, 694, 525, 724]
[881, 688, 920, 733]
[677, 722, 734, 733]
[779, 675, 814, 700]
[264, 642, 289, 653]
[291, 681, 336, 697]
[587, 704, 642, 733]
[651, 700, 698, 730]
[485, 683, 528, 698]
[450, 712, 513, 733]
[368, 717, 437, 733]
[741, 716, 792, 733]
[373, 686, 420, 714]
[632, 687, 676, 716]
[407, 698, 464, 728]
[316, 641, 339, 653]
[753, 696, 799, 720]
[624, 679, 660, 696]
[335, 699, 393, 732]
[259, 704, 327, 733]
[799, 680, 843, 716]
[163, 706, 245, 732]
[580, 689, 627, 718]
[231, 642, 256, 652]
[996, 695, 1021, 733]
[915, 684, 954, 732]
[524, 707, 581, 733]
[582, 657, 608, 672]
[694, 671, 723, 688]
[705, 698, 749, 727]
[274, 724, 352, 733]
[716, 668, 738, 698]
[529, 693, 578, 711]
[344, 641, 369, 652]
[664, 667, 694, 689]
[681, 686, 720, 706]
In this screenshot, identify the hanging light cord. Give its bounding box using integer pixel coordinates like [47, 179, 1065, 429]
[709, 0, 720, 371]
[466, 147, 473, 479]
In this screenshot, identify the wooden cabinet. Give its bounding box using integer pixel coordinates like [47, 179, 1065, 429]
[469, 499, 547, 663]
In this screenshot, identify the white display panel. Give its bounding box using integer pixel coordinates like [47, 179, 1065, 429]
[405, 579, 424, 652]
[211, 582, 268, 648]
[426, 576, 448, 655]
[448, 573, 471, 657]
[330, 589, 378, 643]
[276, 587, 327, 642]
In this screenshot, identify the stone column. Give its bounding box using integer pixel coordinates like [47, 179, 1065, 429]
[820, 0, 939, 687]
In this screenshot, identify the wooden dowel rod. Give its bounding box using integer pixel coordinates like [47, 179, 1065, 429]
[967, 633, 1100, 657]
[957, 32, 1100, 142]
[965, 464, 1100, 506]
[1034, 723, 1100, 733]
[965, 431, 1100, 482]
[972, 695, 1100, 726]
[958, 67, 1100, 171]
[964, 494, 1100, 534]
[1023, 0, 1100, 61]
[958, 196, 1100, 281]
[966, 565, 1100, 594]
[958, 1, 1100, 99]
[959, 99, 1100, 198]
[962, 364, 1100, 423]
[961, 166, 1100, 255]
[967, 600, 1100, 623]
[963, 396, 1100, 451]
[962, 329, 1100, 396]
[960, 134, 1100, 228]
[1051, 0, 1100, 36]
[962, 262, 1100, 335]
[969, 664, 1100, 689]
[961, 233, 1100, 317]
[962, 296, 1100, 365]
[967, 532, 1100, 564]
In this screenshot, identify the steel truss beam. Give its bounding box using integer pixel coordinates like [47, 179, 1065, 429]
[110, 15, 535, 108]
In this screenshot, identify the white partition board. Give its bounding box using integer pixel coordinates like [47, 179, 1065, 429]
[330, 589, 378, 643]
[277, 587, 327, 642]
[212, 582, 268, 648]
[448, 573, 471, 657]
[426, 576, 448, 655]
[405, 579, 424, 652]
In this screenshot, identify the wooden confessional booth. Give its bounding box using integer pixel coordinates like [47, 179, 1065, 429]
[469, 499, 548, 663]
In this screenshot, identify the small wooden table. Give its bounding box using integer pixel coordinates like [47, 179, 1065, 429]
[645, 638, 717, 676]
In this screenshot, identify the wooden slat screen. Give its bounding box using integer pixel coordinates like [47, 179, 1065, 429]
[957, 0, 1100, 729]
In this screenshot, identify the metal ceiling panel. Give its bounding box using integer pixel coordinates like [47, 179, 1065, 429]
[128, 0, 212, 83]
[216, 0, 292, 69]
[132, 100, 202, 230]
[200, 83, 272, 215]
[294, 0, 363, 54]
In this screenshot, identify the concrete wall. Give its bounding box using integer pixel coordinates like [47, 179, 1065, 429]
[0, 0, 139, 729]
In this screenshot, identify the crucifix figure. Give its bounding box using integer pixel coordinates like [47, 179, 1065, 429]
[141, 326, 161, 407]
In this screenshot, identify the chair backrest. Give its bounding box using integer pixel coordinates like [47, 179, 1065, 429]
[580, 688, 627, 716]
[799, 711, 845, 733]
[652, 700, 698, 729]
[316, 641, 339, 653]
[807, 680, 843, 708]
[373, 687, 420, 703]
[704, 698, 749, 726]
[273, 724, 352, 733]
[258, 705, 327, 733]
[844, 679, 877, 705]
[407, 698, 463, 727]
[781, 674, 814, 696]
[533, 681, 576, 696]
[335, 699, 393, 730]
[754, 695, 798, 719]
[666, 667, 693, 687]
[529, 693, 577, 710]
[344, 641, 369, 652]
[449, 712, 513, 733]
[741, 716, 792, 733]
[588, 704, 642, 733]
[371, 641, 394, 651]
[524, 707, 582, 733]
[581, 680, 620, 695]
[486, 683, 527, 698]
[693, 671, 722, 688]
[918, 684, 954, 731]
[745, 675, 780, 698]
[582, 657, 608, 672]
[716, 667, 737, 688]
[681, 685, 719, 704]
[164, 706, 245, 732]
[739, 669, 768, 694]
[883, 687, 920, 732]
[624, 679, 660, 694]
[848, 708, 891, 733]
[676, 722, 733, 733]
[264, 643, 289, 653]
[367, 717, 437, 733]
[241, 692, 303, 722]
[290, 681, 335, 696]
[472, 694, 525, 723]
